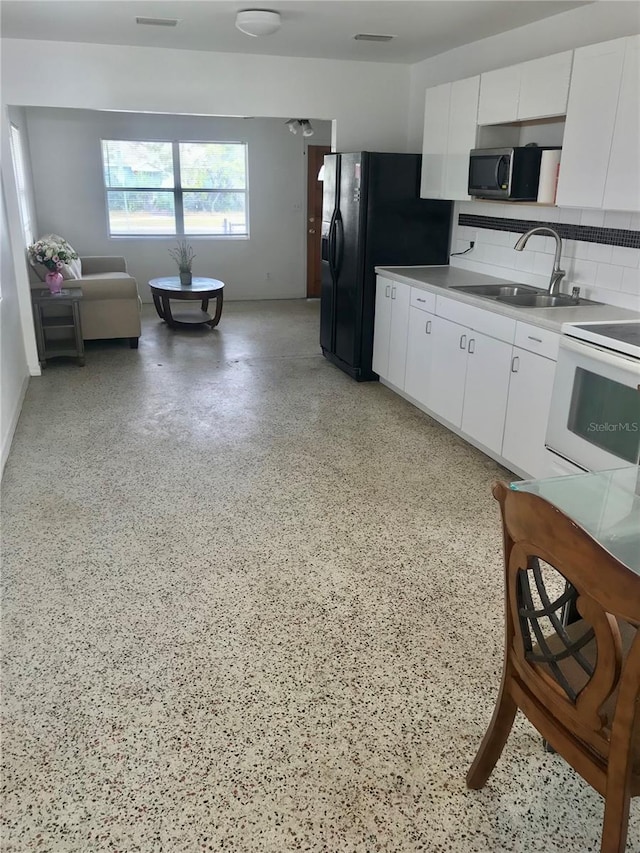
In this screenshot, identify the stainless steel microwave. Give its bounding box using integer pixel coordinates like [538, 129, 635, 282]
[468, 147, 551, 200]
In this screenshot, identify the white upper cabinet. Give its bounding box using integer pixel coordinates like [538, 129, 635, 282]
[603, 35, 640, 212]
[517, 51, 573, 120]
[421, 75, 479, 201]
[478, 66, 521, 125]
[478, 51, 572, 125]
[556, 38, 626, 209]
[443, 76, 480, 200]
[420, 83, 450, 199]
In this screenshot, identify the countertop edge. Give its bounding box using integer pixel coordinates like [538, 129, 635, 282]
[374, 265, 640, 334]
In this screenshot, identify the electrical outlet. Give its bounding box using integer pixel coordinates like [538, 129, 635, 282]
[266, 272, 271, 280]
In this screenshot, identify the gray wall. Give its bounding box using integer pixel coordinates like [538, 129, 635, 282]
[25, 108, 332, 301]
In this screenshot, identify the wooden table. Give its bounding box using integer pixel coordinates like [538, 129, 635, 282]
[149, 277, 225, 329]
[31, 287, 85, 367]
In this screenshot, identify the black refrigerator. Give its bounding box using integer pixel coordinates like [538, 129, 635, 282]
[320, 152, 452, 381]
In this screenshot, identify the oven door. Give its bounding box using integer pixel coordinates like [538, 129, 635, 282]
[546, 336, 640, 471]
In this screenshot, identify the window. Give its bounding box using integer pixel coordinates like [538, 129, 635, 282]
[9, 124, 35, 246]
[101, 140, 248, 237]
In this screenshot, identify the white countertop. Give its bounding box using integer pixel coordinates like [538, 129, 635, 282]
[374, 265, 640, 333]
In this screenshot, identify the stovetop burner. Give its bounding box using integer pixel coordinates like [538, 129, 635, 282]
[573, 322, 640, 347]
[563, 320, 640, 359]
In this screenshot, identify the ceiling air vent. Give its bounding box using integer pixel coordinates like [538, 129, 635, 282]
[353, 33, 396, 42]
[136, 17, 179, 27]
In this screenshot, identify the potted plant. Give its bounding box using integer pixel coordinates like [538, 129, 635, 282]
[28, 236, 79, 294]
[169, 240, 196, 286]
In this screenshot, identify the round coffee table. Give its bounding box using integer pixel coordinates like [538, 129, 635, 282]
[149, 277, 225, 329]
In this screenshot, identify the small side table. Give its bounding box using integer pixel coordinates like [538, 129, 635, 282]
[31, 287, 85, 367]
[148, 277, 225, 329]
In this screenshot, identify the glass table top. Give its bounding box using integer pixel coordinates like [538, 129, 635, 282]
[511, 466, 640, 575]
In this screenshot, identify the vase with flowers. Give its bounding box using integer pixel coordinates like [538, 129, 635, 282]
[169, 241, 196, 286]
[28, 236, 79, 295]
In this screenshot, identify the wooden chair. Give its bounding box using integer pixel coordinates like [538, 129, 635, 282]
[467, 481, 640, 853]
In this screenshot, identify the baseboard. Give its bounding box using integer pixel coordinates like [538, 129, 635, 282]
[1, 374, 29, 476]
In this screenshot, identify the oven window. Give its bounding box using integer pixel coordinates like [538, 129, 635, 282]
[568, 368, 640, 464]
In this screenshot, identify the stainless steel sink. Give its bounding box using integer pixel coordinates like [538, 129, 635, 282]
[451, 283, 540, 298]
[496, 293, 599, 308]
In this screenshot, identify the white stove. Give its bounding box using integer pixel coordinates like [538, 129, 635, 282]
[561, 319, 640, 360]
[546, 319, 640, 472]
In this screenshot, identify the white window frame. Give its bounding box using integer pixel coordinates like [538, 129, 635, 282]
[9, 123, 35, 246]
[101, 139, 249, 238]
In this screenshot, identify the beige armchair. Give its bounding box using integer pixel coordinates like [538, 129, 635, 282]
[30, 256, 141, 348]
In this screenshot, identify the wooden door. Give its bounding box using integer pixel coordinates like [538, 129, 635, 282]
[307, 144, 331, 298]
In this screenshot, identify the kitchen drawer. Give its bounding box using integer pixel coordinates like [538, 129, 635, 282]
[410, 288, 436, 313]
[514, 321, 559, 360]
[435, 295, 516, 344]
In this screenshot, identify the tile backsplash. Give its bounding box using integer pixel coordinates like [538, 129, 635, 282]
[450, 202, 640, 311]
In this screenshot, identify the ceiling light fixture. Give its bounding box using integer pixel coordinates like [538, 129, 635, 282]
[235, 10, 281, 37]
[300, 120, 314, 138]
[285, 119, 314, 137]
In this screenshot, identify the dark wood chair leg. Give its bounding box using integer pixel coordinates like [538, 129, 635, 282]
[129, 337, 139, 349]
[601, 746, 634, 852]
[467, 671, 518, 790]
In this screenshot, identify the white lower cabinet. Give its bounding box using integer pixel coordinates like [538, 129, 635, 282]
[373, 280, 561, 478]
[460, 332, 513, 455]
[404, 305, 435, 406]
[427, 315, 468, 427]
[427, 315, 512, 454]
[372, 276, 410, 387]
[372, 276, 393, 378]
[502, 347, 557, 479]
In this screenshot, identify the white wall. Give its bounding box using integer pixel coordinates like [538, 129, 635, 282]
[408, 2, 640, 150]
[1, 178, 30, 473]
[2, 38, 410, 154]
[25, 108, 331, 301]
[1, 107, 40, 376]
[1, 36, 409, 352]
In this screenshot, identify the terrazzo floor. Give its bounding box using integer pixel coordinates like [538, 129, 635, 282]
[2, 300, 638, 852]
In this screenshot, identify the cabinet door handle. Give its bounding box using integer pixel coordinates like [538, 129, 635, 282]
[385, 285, 390, 298]
[468, 338, 475, 354]
[416, 297, 426, 303]
[459, 334, 467, 350]
[425, 320, 432, 334]
[391, 285, 396, 300]
[511, 355, 520, 373]
[527, 335, 542, 343]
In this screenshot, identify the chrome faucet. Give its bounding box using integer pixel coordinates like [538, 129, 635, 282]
[514, 227, 566, 296]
